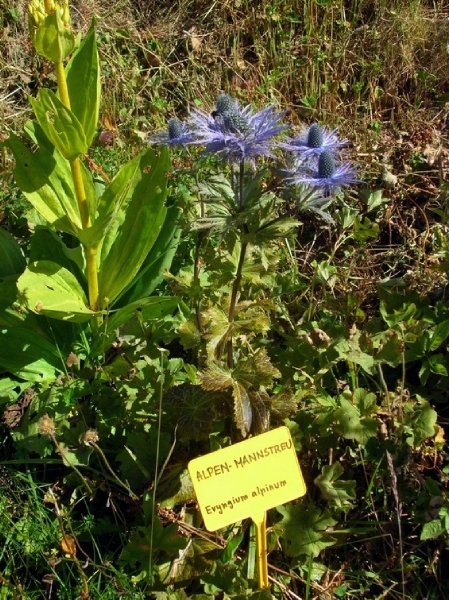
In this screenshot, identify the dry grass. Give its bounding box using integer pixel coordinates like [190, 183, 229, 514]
[1, 1, 449, 211]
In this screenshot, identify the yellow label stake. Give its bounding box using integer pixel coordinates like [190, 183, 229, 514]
[188, 426, 306, 531]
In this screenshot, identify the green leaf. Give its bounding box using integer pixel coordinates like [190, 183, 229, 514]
[360, 188, 390, 212]
[429, 319, 449, 351]
[91, 296, 179, 357]
[114, 205, 181, 306]
[120, 519, 187, 574]
[380, 300, 417, 328]
[403, 398, 437, 447]
[0, 227, 26, 277]
[97, 147, 169, 307]
[352, 216, 379, 242]
[5, 133, 82, 235]
[0, 327, 64, 382]
[352, 388, 377, 416]
[34, 10, 77, 62]
[65, 22, 100, 146]
[201, 561, 247, 595]
[334, 398, 378, 444]
[232, 380, 252, 437]
[116, 429, 171, 491]
[232, 349, 281, 389]
[29, 226, 86, 286]
[276, 502, 337, 558]
[17, 260, 100, 322]
[199, 363, 233, 392]
[0, 378, 30, 405]
[30, 89, 88, 160]
[426, 353, 448, 376]
[165, 538, 220, 587]
[420, 519, 446, 541]
[314, 462, 356, 508]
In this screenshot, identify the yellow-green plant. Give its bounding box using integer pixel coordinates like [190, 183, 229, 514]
[0, 0, 179, 380]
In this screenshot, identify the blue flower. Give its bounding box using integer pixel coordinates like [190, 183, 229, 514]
[148, 117, 195, 147]
[282, 123, 346, 159]
[189, 95, 289, 166]
[288, 150, 358, 195]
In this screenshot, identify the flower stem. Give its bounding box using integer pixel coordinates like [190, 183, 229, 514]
[227, 240, 248, 368]
[54, 57, 100, 314]
[238, 160, 245, 211]
[227, 160, 247, 368]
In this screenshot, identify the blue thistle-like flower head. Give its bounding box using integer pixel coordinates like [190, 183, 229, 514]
[214, 93, 238, 115]
[282, 122, 346, 159]
[189, 95, 288, 165]
[148, 117, 195, 147]
[307, 123, 324, 148]
[318, 150, 336, 178]
[288, 149, 358, 195]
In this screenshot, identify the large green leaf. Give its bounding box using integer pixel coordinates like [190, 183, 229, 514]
[5, 133, 81, 235]
[29, 226, 86, 287]
[115, 205, 181, 306]
[30, 89, 88, 160]
[403, 398, 437, 447]
[334, 398, 378, 445]
[429, 319, 449, 351]
[314, 462, 357, 508]
[0, 327, 64, 382]
[65, 22, 100, 147]
[0, 227, 26, 277]
[276, 502, 337, 558]
[97, 147, 169, 308]
[17, 260, 100, 322]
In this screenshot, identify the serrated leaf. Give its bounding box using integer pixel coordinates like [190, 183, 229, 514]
[276, 503, 337, 558]
[199, 363, 233, 392]
[232, 380, 252, 437]
[178, 318, 202, 350]
[91, 296, 179, 357]
[426, 353, 448, 376]
[203, 306, 232, 359]
[232, 349, 281, 389]
[314, 462, 356, 508]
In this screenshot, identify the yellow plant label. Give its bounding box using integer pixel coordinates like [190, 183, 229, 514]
[188, 426, 306, 531]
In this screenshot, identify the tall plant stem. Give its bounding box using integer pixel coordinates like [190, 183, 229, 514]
[194, 230, 205, 335]
[227, 240, 248, 369]
[54, 61, 100, 312]
[238, 160, 245, 211]
[193, 174, 206, 336]
[227, 160, 247, 368]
